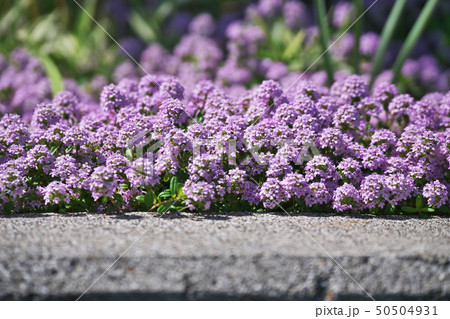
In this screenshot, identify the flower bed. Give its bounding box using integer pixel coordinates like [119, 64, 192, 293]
[1, 71, 449, 215]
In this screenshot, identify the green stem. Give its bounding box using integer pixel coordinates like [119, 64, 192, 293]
[149, 198, 175, 212]
[314, 0, 334, 86]
[352, 0, 364, 74]
[392, 0, 440, 83]
[110, 197, 120, 211]
[369, 0, 407, 87]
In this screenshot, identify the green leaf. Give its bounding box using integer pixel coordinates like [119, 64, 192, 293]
[125, 149, 133, 160]
[416, 194, 423, 209]
[136, 195, 146, 203]
[314, 0, 334, 86]
[438, 206, 450, 214]
[157, 201, 172, 213]
[158, 189, 172, 199]
[129, 11, 157, 43]
[282, 30, 305, 61]
[113, 193, 123, 207]
[392, 0, 440, 83]
[4, 201, 14, 213]
[120, 184, 129, 190]
[154, 1, 175, 21]
[401, 206, 417, 213]
[50, 145, 60, 155]
[370, 0, 407, 86]
[387, 205, 396, 215]
[271, 20, 286, 48]
[144, 192, 154, 207]
[74, 0, 97, 38]
[65, 146, 74, 153]
[352, 0, 363, 74]
[36, 54, 64, 95]
[0, 0, 28, 36]
[420, 207, 435, 213]
[170, 176, 178, 196]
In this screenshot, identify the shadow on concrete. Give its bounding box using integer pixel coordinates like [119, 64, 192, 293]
[1, 211, 448, 221]
[4, 291, 446, 301]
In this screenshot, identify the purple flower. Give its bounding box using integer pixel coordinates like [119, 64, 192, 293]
[0, 167, 27, 202]
[370, 129, 397, 151]
[25, 145, 55, 174]
[113, 61, 138, 83]
[140, 44, 168, 74]
[362, 146, 387, 171]
[52, 90, 79, 121]
[360, 174, 388, 209]
[125, 158, 160, 188]
[357, 97, 382, 117]
[186, 80, 216, 116]
[41, 181, 70, 205]
[267, 153, 292, 178]
[422, 181, 448, 208]
[316, 96, 338, 126]
[317, 127, 354, 156]
[333, 1, 354, 27]
[106, 153, 131, 174]
[333, 104, 361, 129]
[100, 84, 127, 113]
[189, 13, 215, 36]
[89, 166, 118, 201]
[50, 155, 79, 181]
[282, 173, 307, 200]
[333, 183, 361, 212]
[388, 94, 414, 117]
[227, 168, 247, 194]
[183, 180, 216, 211]
[259, 59, 288, 80]
[359, 32, 379, 56]
[337, 157, 363, 184]
[260, 177, 285, 209]
[305, 155, 340, 183]
[174, 34, 222, 73]
[333, 75, 369, 104]
[283, 1, 310, 29]
[305, 182, 332, 207]
[383, 173, 417, 206]
[159, 98, 188, 126]
[246, 80, 286, 122]
[372, 82, 398, 105]
[188, 154, 224, 183]
[0, 114, 30, 149]
[255, 0, 283, 17]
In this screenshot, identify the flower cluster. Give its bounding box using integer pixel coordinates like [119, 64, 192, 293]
[0, 70, 448, 215]
[0, 0, 449, 215]
[108, 0, 449, 101]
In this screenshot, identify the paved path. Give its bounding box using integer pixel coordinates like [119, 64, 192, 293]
[0, 212, 449, 300]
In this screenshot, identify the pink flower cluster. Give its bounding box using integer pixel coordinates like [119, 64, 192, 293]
[0, 72, 449, 214]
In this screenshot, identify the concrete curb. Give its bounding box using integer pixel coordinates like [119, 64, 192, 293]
[0, 212, 449, 300]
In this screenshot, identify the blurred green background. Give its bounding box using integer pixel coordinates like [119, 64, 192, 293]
[1, 0, 449, 87]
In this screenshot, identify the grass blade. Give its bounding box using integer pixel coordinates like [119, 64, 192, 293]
[392, 0, 440, 83]
[74, 0, 97, 38]
[36, 53, 64, 95]
[352, 0, 363, 74]
[314, 0, 334, 86]
[369, 0, 407, 87]
[129, 11, 157, 43]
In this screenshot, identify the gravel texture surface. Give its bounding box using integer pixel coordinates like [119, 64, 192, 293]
[0, 212, 449, 300]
